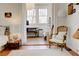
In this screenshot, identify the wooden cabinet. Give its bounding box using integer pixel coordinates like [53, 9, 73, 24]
[7, 40, 22, 49]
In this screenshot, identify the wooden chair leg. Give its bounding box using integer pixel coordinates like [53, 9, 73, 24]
[61, 47, 63, 51]
[61, 44, 64, 51]
[49, 41, 51, 48]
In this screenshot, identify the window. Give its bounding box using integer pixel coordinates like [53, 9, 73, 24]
[27, 8, 48, 24]
[39, 9, 48, 23]
[27, 9, 36, 24]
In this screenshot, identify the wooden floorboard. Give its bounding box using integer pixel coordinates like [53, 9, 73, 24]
[68, 51, 79, 56]
[22, 44, 49, 46]
[0, 37, 79, 56]
[0, 48, 11, 56]
[0, 46, 79, 56]
[65, 46, 79, 56]
[27, 37, 44, 40]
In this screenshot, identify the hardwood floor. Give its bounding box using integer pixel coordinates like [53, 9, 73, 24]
[27, 37, 44, 40]
[23, 44, 49, 46]
[0, 48, 11, 56]
[0, 37, 79, 56]
[65, 47, 79, 56]
[27, 37, 48, 45]
[0, 46, 79, 56]
[68, 51, 79, 56]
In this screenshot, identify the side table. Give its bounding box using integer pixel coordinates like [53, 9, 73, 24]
[7, 40, 22, 49]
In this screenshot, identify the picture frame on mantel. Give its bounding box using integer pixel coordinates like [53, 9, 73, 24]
[5, 12, 12, 18]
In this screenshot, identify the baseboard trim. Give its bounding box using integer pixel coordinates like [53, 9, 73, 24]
[66, 46, 79, 56]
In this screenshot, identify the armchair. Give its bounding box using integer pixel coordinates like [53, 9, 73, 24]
[7, 34, 22, 49]
[49, 26, 68, 51]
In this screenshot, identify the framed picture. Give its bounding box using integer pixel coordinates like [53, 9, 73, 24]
[5, 12, 12, 18]
[68, 3, 73, 15]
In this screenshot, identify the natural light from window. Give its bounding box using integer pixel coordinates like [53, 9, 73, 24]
[39, 8, 48, 23]
[27, 9, 36, 24]
[27, 8, 48, 24]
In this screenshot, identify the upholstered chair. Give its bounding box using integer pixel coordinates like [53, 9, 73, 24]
[49, 26, 68, 51]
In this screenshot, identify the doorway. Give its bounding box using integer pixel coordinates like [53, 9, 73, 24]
[26, 3, 53, 45]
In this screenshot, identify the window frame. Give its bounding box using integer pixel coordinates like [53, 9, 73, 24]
[27, 9, 36, 24]
[38, 8, 48, 24]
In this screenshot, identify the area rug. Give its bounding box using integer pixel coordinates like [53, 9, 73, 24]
[8, 48, 71, 56]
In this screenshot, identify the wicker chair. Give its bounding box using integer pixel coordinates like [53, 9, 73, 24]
[49, 26, 68, 51]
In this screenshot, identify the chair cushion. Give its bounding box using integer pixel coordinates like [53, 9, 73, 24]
[49, 38, 64, 43]
[0, 35, 8, 47]
[9, 34, 21, 42]
[56, 32, 66, 39]
[0, 27, 5, 35]
[52, 35, 56, 38]
[50, 32, 66, 43]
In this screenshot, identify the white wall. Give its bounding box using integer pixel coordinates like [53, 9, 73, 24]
[21, 4, 27, 44]
[67, 5, 79, 54]
[0, 3, 21, 34]
[0, 3, 27, 44]
[53, 3, 67, 34]
[36, 3, 53, 35]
